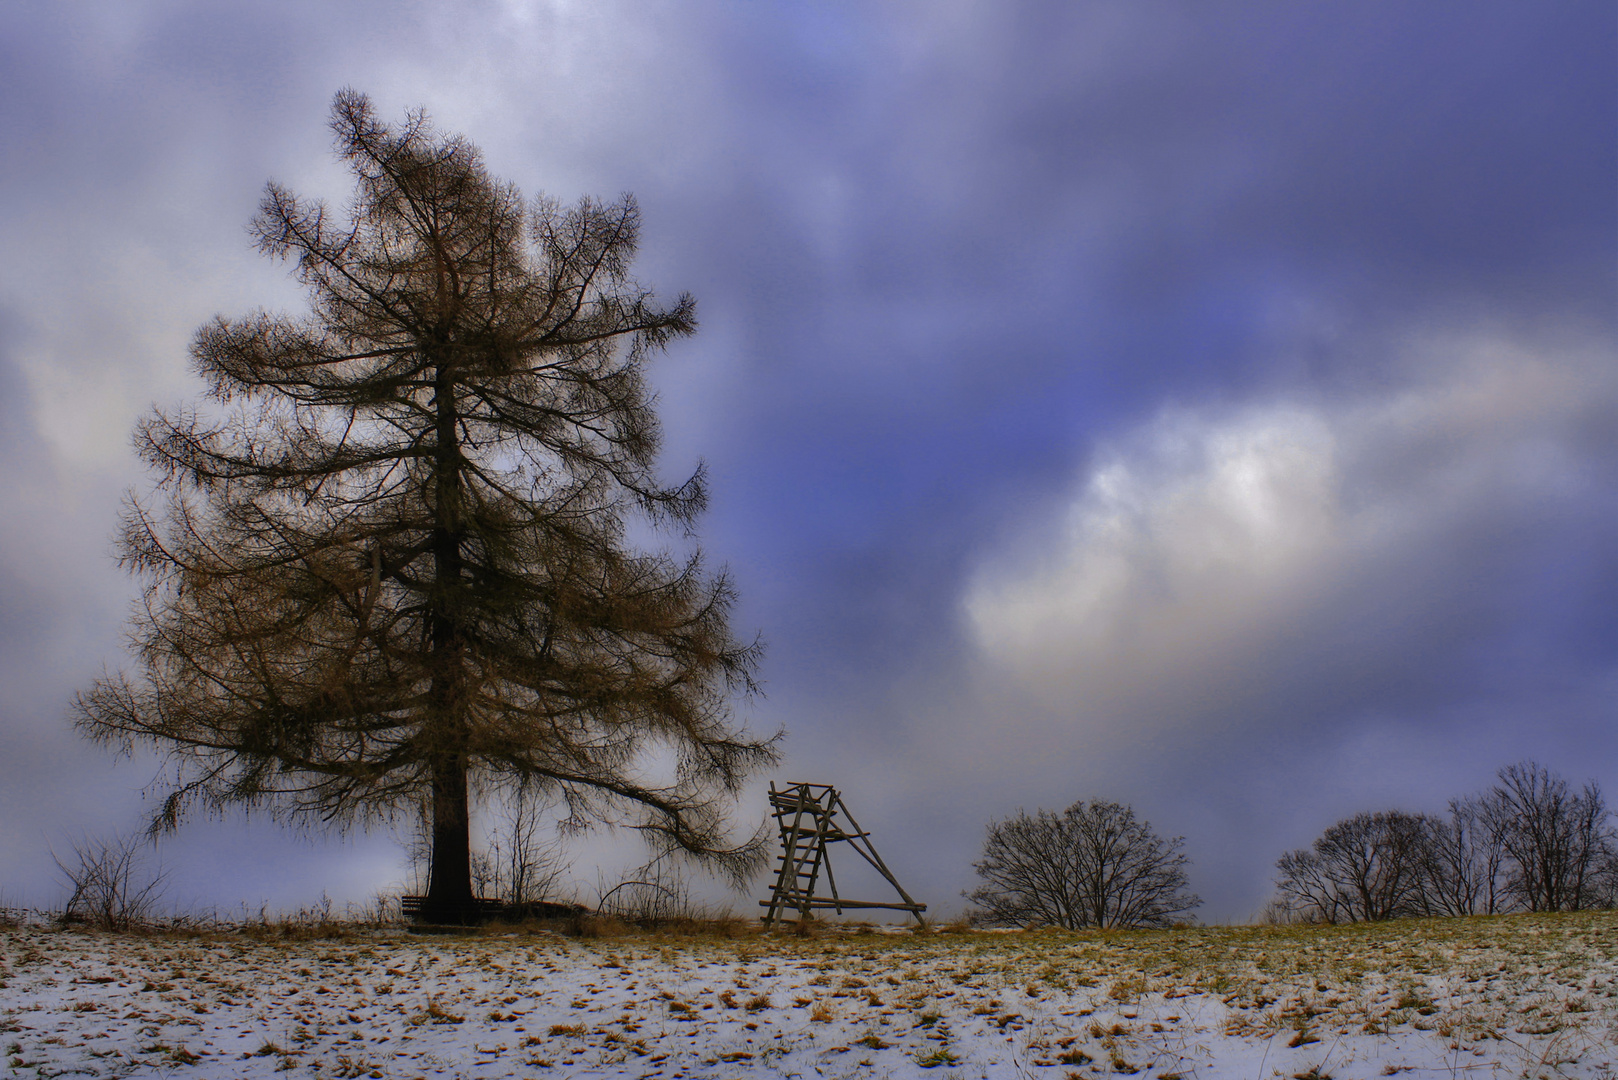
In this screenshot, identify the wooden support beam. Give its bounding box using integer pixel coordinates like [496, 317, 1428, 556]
[757, 898, 926, 911]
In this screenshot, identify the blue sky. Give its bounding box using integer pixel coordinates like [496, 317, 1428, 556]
[1, 1, 1613, 922]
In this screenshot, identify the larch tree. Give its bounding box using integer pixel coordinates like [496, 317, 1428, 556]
[75, 91, 778, 924]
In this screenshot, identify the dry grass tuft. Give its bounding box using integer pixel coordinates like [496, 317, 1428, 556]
[408, 997, 465, 1025]
[578, 914, 632, 938]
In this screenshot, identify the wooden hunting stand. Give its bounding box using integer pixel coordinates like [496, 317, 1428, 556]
[760, 781, 926, 927]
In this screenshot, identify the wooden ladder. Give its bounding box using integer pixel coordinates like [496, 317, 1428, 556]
[763, 783, 831, 924]
[760, 781, 926, 927]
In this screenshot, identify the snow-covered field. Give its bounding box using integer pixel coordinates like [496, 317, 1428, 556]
[3, 911, 1614, 1079]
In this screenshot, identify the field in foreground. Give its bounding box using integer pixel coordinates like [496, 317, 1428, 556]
[2, 911, 1614, 1079]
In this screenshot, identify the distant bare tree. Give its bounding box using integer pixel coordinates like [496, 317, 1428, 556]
[474, 785, 568, 905]
[966, 800, 1200, 929]
[595, 856, 698, 922]
[1481, 762, 1615, 911]
[1274, 811, 1439, 923]
[1272, 846, 1350, 925]
[493, 785, 567, 905]
[54, 834, 169, 930]
[1273, 763, 1618, 924]
[1595, 847, 1618, 909]
[1416, 796, 1510, 917]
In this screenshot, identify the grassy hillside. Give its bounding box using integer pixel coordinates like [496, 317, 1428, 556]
[2, 910, 1614, 1078]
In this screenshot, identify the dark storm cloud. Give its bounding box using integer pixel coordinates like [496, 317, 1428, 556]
[0, 1, 1611, 919]
[658, 1, 1614, 728]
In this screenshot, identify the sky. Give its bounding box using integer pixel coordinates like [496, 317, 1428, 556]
[0, 1, 1613, 924]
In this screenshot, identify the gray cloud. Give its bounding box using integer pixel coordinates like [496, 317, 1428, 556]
[966, 330, 1613, 729]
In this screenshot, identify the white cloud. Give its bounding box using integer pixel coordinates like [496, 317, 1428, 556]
[962, 328, 1615, 732]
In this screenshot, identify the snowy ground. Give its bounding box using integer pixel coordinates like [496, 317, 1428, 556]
[2, 911, 1614, 1079]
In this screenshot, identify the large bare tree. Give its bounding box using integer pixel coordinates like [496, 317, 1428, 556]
[1480, 761, 1614, 912]
[1273, 810, 1439, 924]
[966, 799, 1201, 929]
[1416, 796, 1511, 917]
[76, 91, 778, 923]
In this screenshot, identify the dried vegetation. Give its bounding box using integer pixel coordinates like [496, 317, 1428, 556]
[1, 911, 1614, 1078]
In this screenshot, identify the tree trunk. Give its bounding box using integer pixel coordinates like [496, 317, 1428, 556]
[424, 753, 475, 923]
[422, 360, 476, 925]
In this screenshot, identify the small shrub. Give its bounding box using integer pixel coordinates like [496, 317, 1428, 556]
[916, 1047, 961, 1068]
[1108, 975, 1148, 1001]
[54, 834, 168, 931]
[1394, 988, 1431, 1010]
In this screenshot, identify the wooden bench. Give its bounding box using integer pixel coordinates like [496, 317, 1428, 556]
[400, 896, 589, 923]
[400, 896, 505, 922]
